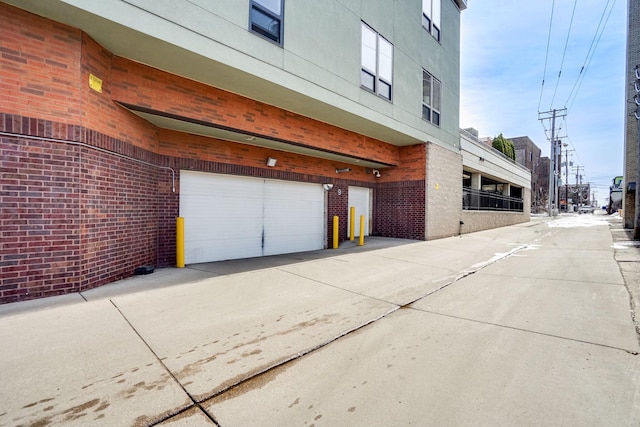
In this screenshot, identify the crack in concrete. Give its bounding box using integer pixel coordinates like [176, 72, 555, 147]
[109, 300, 221, 427]
[411, 308, 640, 356]
[193, 307, 399, 408]
[395, 244, 536, 312]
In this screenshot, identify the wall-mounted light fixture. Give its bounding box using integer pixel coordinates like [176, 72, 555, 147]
[372, 169, 381, 178]
[335, 167, 351, 173]
[266, 157, 277, 167]
[322, 183, 334, 191]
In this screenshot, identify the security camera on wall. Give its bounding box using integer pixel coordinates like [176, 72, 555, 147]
[373, 169, 381, 178]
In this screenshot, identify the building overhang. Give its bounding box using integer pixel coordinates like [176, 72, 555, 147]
[120, 103, 395, 169]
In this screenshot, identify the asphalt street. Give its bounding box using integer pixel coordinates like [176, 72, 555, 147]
[1, 212, 639, 426]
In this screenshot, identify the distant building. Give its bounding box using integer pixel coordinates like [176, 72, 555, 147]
[509, 136, 546, 213]
[478, 137, 493, 148]
[460, 128, 531, 231]
[566, 183, 591, 208]
[538, 157, 551, 213]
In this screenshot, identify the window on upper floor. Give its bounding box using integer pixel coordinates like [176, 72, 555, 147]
[422, 70, 441, 126]
[250, 0, 284, 45]
[422, 0, 441, 41]
[361, 22, 393, 101]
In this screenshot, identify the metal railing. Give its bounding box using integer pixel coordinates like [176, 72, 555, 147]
[463, 187, 523, 212]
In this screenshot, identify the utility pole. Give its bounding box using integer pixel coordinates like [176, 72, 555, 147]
[539, 108, 567, 216]
[574, 165, 584, 211]
[579, 174, 583, 208]
[564, 143, 574, 211]
[555, 139, 561, 212]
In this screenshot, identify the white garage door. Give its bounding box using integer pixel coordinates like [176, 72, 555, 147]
[180, 171, 325, 264]
[347, 186, 371, 237]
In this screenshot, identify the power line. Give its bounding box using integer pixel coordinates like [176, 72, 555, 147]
[549, 0, 578, 109]
[561, 121, 585, 168]
[565, 0, 617, 111]
[538, 0, 556, 112]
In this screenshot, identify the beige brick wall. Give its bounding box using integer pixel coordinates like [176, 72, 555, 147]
[425, 143, 463, 239]
[461, 206, 530, 235]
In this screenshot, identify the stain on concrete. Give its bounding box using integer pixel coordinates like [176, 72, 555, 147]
[204, 357, 302, 404]
[21, 398, 54, 409]
[175, 313, 340, 389]
[61, 398, 100, 421]
[9, 367, 185, 427]
[288, 397, 300, 408]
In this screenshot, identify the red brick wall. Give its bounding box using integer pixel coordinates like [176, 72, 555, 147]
[0, 5, 82, 123]
[80, 34, 116, 134]
[374, 181, 426, 240]
[371, 145, 427, 240]
[80, 35, 160, 151]
[0, 113, 176, 303]
[1, 133, 82, 302]
[76, 148, 161, 292]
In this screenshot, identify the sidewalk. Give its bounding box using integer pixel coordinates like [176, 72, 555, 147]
[1, 213, 639, 426]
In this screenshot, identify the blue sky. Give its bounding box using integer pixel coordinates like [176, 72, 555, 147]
[460, 0, 627, 205]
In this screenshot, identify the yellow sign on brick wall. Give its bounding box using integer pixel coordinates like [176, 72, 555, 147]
[89, 73, 102, 93]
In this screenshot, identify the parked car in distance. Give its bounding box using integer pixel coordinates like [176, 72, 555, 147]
[578, 205, 595, 214]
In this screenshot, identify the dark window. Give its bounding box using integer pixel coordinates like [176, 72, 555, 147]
[422, 70, 441, 126]
[423, 0, 441, 41]
[361, 22, 393, 101]
[361, 70, 375, 92]
[250, 0, 283, 45]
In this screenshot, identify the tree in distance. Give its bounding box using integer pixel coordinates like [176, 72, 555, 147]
[492, 133, 516, 161]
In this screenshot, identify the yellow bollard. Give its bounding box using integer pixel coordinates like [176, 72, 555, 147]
[176, 217, 185, 268]
[358, 215, 365, 246]
[333, 216, 339, 249]
[349, 206, 355, 241]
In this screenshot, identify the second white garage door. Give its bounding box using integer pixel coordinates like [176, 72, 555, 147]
[180, 171, 325, 264]
[347, 186, 371, 237]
